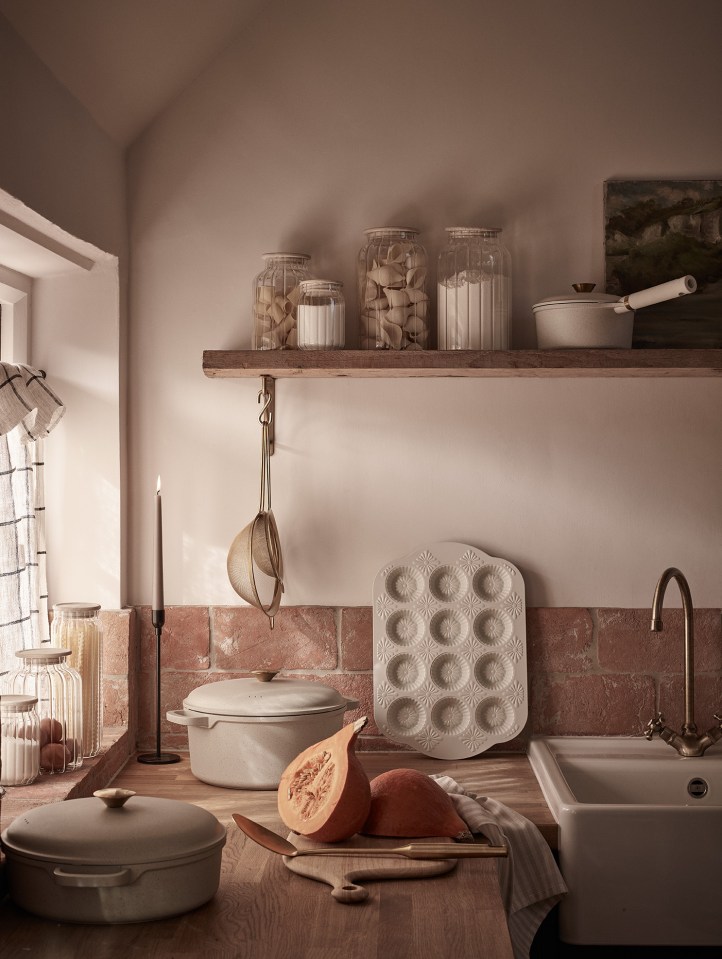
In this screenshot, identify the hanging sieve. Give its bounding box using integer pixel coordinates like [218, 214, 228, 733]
[227, 384, 284, 626]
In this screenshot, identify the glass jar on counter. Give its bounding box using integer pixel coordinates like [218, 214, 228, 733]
[51, 603, 103, 758]
[297, 280, 345, 350]
[437, 227, 512, 350]
[7, 648, 83, 774]
[0, 694, 40, 786]
[252, 253, 312, 350]
[357, 228, 429, 350]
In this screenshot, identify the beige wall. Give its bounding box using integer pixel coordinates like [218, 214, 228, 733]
[126, 0, 722, 610]
[0, 15, 126, 607]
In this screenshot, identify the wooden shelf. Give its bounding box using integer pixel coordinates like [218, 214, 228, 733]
[203, 348, 722, 379]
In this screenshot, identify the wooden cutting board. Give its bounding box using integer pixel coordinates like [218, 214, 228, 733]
[283, 834, 457, 903]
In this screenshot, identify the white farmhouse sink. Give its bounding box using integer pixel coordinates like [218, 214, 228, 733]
[528, 736, 722, 946]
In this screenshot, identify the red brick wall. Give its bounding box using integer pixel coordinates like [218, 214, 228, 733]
[113, 605, 722, 753]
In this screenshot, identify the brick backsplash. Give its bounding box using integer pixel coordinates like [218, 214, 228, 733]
[121, 605, 722, 753]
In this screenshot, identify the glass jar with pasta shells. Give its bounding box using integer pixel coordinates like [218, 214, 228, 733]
[252, 253, 312, 349]
[357, 228, 429, 349]
[51, 602, 103, 758]
[437, 227, 512, 350]
[7, 648, 83, 775]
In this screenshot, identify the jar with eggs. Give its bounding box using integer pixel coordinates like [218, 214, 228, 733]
[6, 648, 83, 774]
[357, 228, 429, 349]
[252, 253, 312, 349]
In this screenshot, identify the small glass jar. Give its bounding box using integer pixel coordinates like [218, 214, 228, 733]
[437, 227, 512, 350]
[297, 280, 345, 350]
[7, 648, 83, 774]
[51, 603, 103, 758]
[357, 228, 429, 350]
[0, 694, 40, 786]
[252, 253, 312, 349]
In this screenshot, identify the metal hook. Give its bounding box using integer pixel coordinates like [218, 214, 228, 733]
[257, 376, 275, 455]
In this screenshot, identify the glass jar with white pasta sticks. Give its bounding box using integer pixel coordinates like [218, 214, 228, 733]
[297, 280, 345, 350]
[0, 694, 40, 786]
[252, 253, 312, 349]
[7, 648, 83, 774]
[358, 228, 429, 349]
[51, 602, 103, 758]
[437, 227, 512, 349]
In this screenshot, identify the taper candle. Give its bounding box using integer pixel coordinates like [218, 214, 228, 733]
[152, 476, 164, 617]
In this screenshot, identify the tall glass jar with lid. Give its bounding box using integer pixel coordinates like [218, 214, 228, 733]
[51, 603, 103, 758]
[7, 648, 83, 774]
[358, 228, 429, 349]
[297, 280, 345, 350]
[252, 253, 312, 349]
[437, 227, 512, 350]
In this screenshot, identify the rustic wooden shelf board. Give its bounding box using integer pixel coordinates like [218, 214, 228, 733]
[203, 348, 722, 379]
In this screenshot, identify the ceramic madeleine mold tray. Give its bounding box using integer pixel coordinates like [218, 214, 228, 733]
[372, 542, 527, 759]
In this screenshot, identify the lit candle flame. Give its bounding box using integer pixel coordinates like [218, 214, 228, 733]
[156, 475, 161, 495]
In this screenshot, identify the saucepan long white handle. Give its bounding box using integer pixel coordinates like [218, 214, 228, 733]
[613, 275, 696, 313]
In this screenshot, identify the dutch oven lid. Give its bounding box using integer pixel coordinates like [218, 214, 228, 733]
[0, 790, 226, 866]
[533, 283, 619, 312]
[184, 675, 349, 718]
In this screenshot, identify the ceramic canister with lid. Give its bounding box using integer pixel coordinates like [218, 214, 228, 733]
[357, 228, 429, 349]
[167, 675, 359, 788]
[0, 789, 226, 923]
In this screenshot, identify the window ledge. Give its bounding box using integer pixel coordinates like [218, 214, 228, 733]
[0, 726, 131, 833]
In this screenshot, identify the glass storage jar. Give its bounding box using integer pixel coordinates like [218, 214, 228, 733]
[437, 227, 512, 350]
[252, 253, 312, 349]
[51, 603, 103, 758]
[7, 648, 83, 774]
[357, 228, 429, 350]
[297, 280, 345, 350]
[0, 694, 40, 786]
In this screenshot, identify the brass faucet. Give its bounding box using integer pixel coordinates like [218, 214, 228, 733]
[644, 567, 722, 757]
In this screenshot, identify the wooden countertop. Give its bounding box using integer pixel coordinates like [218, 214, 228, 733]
[0, 751, 556, 958]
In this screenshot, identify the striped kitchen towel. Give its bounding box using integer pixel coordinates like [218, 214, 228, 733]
[433, 774, 567, 959]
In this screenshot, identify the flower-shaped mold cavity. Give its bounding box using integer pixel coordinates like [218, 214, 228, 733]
[429, 608, 469, 647]
[385, 565, 424, 603]
[385, 609, 424, 647]
[386, 653, 425, 692]
[476, 697, 514, 735]
[386, 697, 425, 737]
[475, 652, 513, 691]
[430, 697, 470, 735]
[473, 608, 513, 647]
[430, 653, 470, 692]
[429, 565, 467, 603]
[473, 564, 513, 603]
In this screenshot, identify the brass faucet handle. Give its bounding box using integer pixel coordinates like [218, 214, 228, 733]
[714, 713, 722, 726]
[644, 712, 665, 740]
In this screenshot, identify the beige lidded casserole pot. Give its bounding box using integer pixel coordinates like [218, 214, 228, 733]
[167, 675, 359, 789]
[0, 789, 226, 923]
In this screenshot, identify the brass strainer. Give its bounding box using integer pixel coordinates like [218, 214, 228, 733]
[227, 385, 283, 626]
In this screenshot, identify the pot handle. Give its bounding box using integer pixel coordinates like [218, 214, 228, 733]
[53, 865, 136, 888]
[343, 698, 360, 710]
[166, 708, 211, 728]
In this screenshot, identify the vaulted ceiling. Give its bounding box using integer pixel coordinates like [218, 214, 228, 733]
[0, 0, 264, 147]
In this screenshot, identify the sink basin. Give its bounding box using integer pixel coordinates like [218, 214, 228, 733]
[528, 735, 722, 946]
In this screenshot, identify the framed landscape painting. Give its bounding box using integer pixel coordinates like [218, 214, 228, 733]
[604, 179, 722, 347]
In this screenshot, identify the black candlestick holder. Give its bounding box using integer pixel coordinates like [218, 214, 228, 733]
[138, 609, 180, 765]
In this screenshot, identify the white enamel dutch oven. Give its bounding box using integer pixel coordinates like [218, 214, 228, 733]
[533, 276, 696, 348]
[167, 674, 358, 789]
[0, 789, 226, 923]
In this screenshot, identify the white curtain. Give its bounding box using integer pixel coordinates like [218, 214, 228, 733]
[0, 363, 65, 673]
